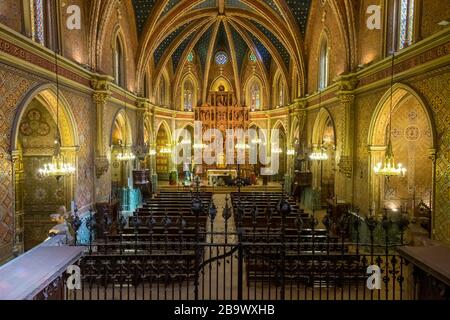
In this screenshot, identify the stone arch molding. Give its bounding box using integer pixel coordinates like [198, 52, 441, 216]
[367, 83, 437, 210]
[156, 120, 173, 145]
[11, 83, 80, 152]
[110, 108, 134, 147]
[367, 83, 437, 149]
[311, 107, 335, 147]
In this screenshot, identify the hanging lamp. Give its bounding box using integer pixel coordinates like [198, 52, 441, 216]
[309, 90, 328, 161]
[116, 91, 136, 161]
[373, 54, 407, 178]
[38, 49, 76, 181]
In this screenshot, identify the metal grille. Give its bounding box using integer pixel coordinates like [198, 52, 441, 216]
[65, 188, 410, 301]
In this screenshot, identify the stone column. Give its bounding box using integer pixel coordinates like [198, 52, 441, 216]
[92, 77, 112, 180]
[337, 75, 358, 204]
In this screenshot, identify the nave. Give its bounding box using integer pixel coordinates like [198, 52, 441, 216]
[0, 0, 449, 303]
[63, 188, 408, 301]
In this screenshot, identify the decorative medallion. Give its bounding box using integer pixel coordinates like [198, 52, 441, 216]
[391, 127, 402, 138]
[405, 126, 420, 141]
[215, 51, 228, 65]
[20, 109, 51, 137]
[408, 110, 418, 121]
[187, 51, 194, 63]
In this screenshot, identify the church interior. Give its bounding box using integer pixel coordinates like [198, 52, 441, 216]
[0, 0, 449, 301]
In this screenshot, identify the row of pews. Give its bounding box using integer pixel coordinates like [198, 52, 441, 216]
[82, 192, 213, 284]
[230, 192, 366, 286]
[79, 191, 366, 294]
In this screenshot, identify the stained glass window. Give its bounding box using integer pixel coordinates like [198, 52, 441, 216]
[33, 0, 45, 45]
[250, 83, 261, 111]
[398, 0, 414, 50]
[183, 80, 194, 111]
[215, 51, 228, 65]
[114, 37, 124, 87]
[318, 36, 329, 90]
[249, 52, 257, 63]
[187, 52, 194, 63]
[278, 79, 285, 108]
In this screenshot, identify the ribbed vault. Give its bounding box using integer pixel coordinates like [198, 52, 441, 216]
[133, 0, 311, 101]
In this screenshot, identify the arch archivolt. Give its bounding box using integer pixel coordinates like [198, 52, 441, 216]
[243, 75, 265, 110]
[179, 73, 200, 111]
[155, 120, 173, 145]
[367, 84, 437, 211]
[110, 108, 134, 147]
[11, 84, 79, 151]
[311, 107, 335, 148]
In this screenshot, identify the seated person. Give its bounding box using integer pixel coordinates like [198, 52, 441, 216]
[48, 206, 74, 244]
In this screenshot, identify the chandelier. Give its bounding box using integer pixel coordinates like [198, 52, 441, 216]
[38, 141, 76, 180]
[160, 145, 172, 154]
[116, 150, 136, 161]
[308, 90, 328, 161]
[38, 50, 75, 180]
[373, 53, 407, 178]
[117, 92, 135, 162]
[309, 150, 328, 161]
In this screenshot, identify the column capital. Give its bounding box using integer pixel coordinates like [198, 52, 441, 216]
[93, 92, 110, 106]
[91, 75, 113, 105]
[336, 73, 359, 91]
[136, 97, 151, 110]
[337, 92, 355, 104]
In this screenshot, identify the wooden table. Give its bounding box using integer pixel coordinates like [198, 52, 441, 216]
[397, 242, 450, 300]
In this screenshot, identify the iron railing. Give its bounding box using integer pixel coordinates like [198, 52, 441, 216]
[65, 191, 411, 301]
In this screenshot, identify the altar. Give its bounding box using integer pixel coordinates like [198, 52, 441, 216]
[207, 169, 237, 186]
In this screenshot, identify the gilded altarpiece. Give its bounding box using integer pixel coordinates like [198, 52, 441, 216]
[194, 94, 250, 174]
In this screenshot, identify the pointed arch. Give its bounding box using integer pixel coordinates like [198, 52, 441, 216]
[11, 83, 79, 151]
[155, 68, 171, 107]
[244, 75, 264, 110]
[156, 120, 173, 145]
[210, 75, 233, 92]
[312, 108, 336, 147]
[180, 73, 199, 111]
[110, 108, 134, 147]
[272, 69, 287, 109]
[368, 83, 436, 149]
[111, 25, 127, 88]
[318, 30, 330, 90]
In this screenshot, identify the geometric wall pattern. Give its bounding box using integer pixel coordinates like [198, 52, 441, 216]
[0, 67, 34, 247]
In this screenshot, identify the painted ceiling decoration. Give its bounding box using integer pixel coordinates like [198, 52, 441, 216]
[230, 26, 248, 73]
[162, 0, 181, 15]
[196, 26, 214, 72]
[133, 0, 310, 95]
[248, 32, 272, 73]
[250, 20, 290, 69]
[132, 0, 157, 34]
[172, 32, 196, 71]
[285, 0, 312, 37]
[153, 22, 192, 66]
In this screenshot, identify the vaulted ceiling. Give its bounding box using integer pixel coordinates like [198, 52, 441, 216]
[132, 0, 312, 99]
